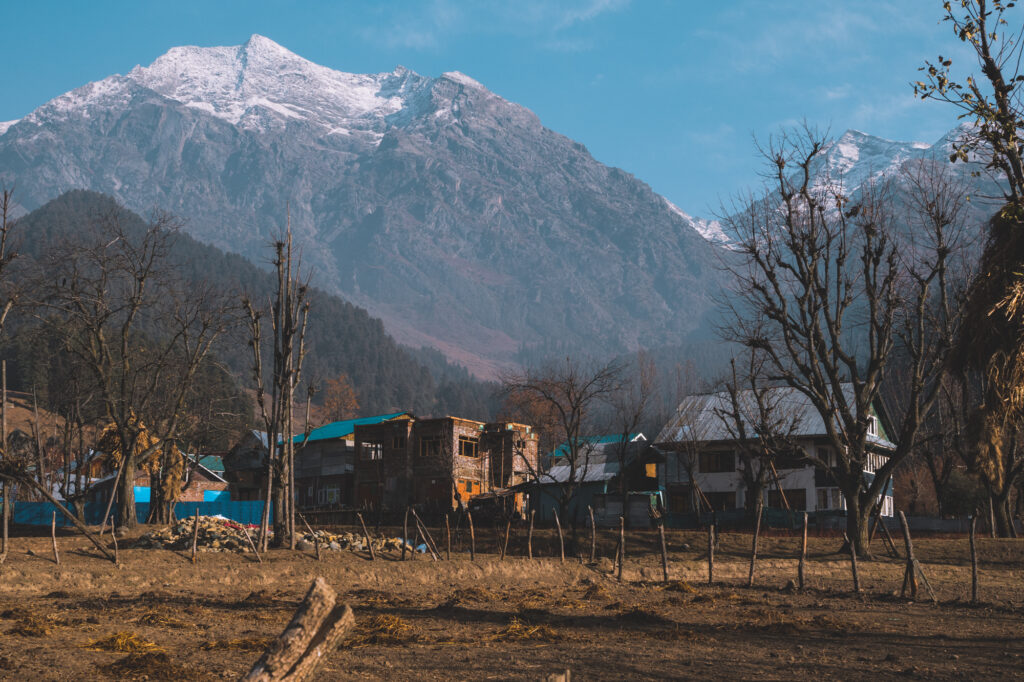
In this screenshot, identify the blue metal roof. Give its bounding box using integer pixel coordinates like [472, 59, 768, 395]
[290, 412, 410, 444]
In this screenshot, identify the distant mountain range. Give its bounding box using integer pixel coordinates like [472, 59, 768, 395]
[0, 35, 1002, 376]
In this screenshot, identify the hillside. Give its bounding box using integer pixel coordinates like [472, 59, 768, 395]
[8, 191, 497, 420]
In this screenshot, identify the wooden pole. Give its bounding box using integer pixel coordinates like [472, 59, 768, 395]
[410, 509, 440, 560]
[242, 524, 263, 564]
[110, 522, 119, 566]
[588, 505, 596, 563]
[989, 497, 997, 538]
[658, 521, 669, 583]
[553, 508, 565, 563]
[897, 511, 918, 599]
[500, 519, 511, 560]
[467, 511, 476, 561]
[844, 532, 860, 593]
[798, 512, 807, 591]
[970, 514, 979, 603]
[747, 501, 762, 588]
[402, 507, 409, 561]
[191, 509, 200, 564]
[445, 513, 452, 560]
[299, 514, 320, 561]
[527, 509, 535, 559]
[50, 511, 60, 565]
[9, 474, 115, 563]
[356, 512, 376, 561]
[617, 515, 625, 582]
[707, 521, 715, 585]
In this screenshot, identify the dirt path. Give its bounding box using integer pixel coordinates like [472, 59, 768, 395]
[0, 528, 1022, 680]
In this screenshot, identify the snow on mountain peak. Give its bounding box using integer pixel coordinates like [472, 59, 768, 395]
[441, 71, 484, 89]
[126, 35, 425, 133]
[0, 120, 18, 135]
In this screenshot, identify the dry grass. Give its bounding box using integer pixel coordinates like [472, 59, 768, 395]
[98, 652, 203, 681]
[200, 636, 273, 651]
[86, 631, 164, 653]
[6, 612, 71, 637]
[492, 617, 562, 642]
[581, 583, 609, 600]
[345, 614, 419, 648]
[662, 580, 696, 594]
[135, 610, 190, 629]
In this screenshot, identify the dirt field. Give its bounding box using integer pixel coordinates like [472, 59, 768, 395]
[0, 524, 1022, 680]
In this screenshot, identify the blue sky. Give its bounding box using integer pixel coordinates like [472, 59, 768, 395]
[1, 1, 979, 216]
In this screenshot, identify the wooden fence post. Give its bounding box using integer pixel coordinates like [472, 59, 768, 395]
[658, 520, 669, 583]
[299, 514, 320, 561]
[844, 532, 860, 593]
[467, 511, 476, 561]
[409, 509, 440, 560]
[898, 511, 918, 599]
[798, 512, 807, 591]
[402, 507, 409, 561]
[242, 525, 263, 564]
[747, 501, 762, 588]
[588, 505, 596, 563]
[527, 509, 534, 559]
[50, 511, 60, 565]
[969, 514, 979, 604]
[707, 521, 715, 586]
[356, 512, 375, 561]
[553, 508, 565, 563]
[191, 510, 200, 564]
[617, 516, 625, 582]
[500, 519, 511, 560]
[445, 513, 452, 560]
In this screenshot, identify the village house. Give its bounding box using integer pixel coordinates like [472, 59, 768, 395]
[654, 385, 895, 519]
[531, 433, 662, 527]
[353, 416, 538, 514]
[291, 412, 411, 510]
[222, 430, 269, 501]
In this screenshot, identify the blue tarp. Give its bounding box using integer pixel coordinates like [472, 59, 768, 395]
[203, 490, 231, 502]
[10, 500, 269, 527]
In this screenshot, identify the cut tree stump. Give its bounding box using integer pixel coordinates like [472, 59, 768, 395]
[244, 577, 355, 682]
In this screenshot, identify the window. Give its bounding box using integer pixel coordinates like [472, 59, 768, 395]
[699, 451, 734, 473]
[767, 488, 807, 511]
[773, 449, 805, 470]
[816, 487, 843, 511]
[459, 436, 479, 458]
[704, 491, 737, 511]
[465, 480, 475, 494]
[867, 416, 878, 436]
[420, 436, 441, 458]
[645, 462, 657, 479]
[360, 442, 382, 461]
[393, 435, 406, 449]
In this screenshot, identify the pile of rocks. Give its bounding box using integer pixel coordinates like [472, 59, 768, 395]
[134, 516, 413, 554]
[297, 530, 410, 554]
[135, 515, 261, 553]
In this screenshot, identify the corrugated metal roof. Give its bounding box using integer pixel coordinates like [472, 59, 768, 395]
[291, 412, 410, 444]
[549, 433, 645, 460]
[542, 439, 649, 484]
[654, 384, 896, 449]
[196, 455, 224, 472]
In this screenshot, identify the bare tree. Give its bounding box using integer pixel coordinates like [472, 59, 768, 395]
[500, 357, 623, 524]
[243, 229, 310, 550]
[36, 207, 232, 529]
[915, 0, 1024, 535]
[720, 127, 967, 555]
[714, 349, 804, 521]
[608, 351, 655, 523]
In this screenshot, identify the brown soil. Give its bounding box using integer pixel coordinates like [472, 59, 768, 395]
[0, 526, 1022, 680]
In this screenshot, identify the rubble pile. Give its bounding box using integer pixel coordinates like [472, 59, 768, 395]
[298, 530, 410, 554]
[134, 515, 413, 554]
[135, 516, 260, 552]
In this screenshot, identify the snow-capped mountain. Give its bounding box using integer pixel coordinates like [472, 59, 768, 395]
[0, 35, 726, 377]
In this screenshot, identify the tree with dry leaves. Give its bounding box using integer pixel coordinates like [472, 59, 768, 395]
[321, 373, 359, 423]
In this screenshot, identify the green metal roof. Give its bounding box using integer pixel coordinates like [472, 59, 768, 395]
[290, 412, 410, 444]
[196, 455, 225, 472]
